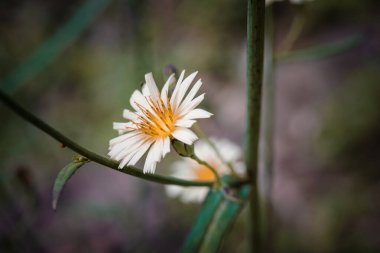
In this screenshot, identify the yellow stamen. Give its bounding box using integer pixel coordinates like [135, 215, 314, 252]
[131, 96, 177, 138]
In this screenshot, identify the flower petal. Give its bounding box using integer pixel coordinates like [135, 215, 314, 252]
[162, 137, 171, 158]
[170, 70, 185, 106]
[171, 127, 198, 145]
[183, 108, 213, 120]
[145, 72, 160, 99]
[180, 79, 202, 108]
[127, 140, 154, 166]
[123, 109, 139, 121]
[175, 119, 196, 128]
[172, 71, 198, 110]
[177, 93, 205, 117]
[113, 122, 135, 134]
[143, 140, 163, 173]
[161, 73, 175, 101]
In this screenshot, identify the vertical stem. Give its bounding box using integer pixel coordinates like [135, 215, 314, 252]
[259, 6, 275, 252]
[246, 0, 265, 252]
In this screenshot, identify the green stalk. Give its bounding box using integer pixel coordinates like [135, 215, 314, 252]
[193, 123, 238, 177]
[0, 90, 211, 187]
[246, 0, 265, 252]
[190, 154, 223, 188]
[259, 6, 275, 252]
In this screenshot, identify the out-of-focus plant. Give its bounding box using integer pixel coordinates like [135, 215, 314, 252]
[0, 0, 363, 252]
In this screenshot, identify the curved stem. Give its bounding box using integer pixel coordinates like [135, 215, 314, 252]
[0, 90, 214, 187]
[190, 154, 223, 188]
[193, 123, 238, 177]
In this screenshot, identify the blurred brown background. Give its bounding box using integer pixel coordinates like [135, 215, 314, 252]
[1, 0, 380, 252]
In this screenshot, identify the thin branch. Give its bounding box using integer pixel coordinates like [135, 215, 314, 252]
[0, 90, 215, 187]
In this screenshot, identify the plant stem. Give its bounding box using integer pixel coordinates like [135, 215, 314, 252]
[193, 123, 238, 177]
[190, 154, 223, 188]
[259, 6, 275, 252]
[277, 6, 306, 58]
[246, 0, 265, 252]
[0, 89, 214, 187]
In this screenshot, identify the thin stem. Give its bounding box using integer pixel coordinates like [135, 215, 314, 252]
[277, 6, 306, 58]
[246, 0, 265, 252]
[190, 154, 223, 188]
[259, 5, 275, 252]
[0, 89, 213, 187]
[193, 123, 238, 177]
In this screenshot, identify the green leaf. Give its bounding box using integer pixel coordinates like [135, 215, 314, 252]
[181, 190, 223, 253]
[181, 186, 250, 253]
[1, 0, 111, 94]
[52, 159, 87, 210]
[277, 34, 362, 62]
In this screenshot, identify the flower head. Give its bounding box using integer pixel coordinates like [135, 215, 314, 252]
[165, 138, 245, 203]
[108, 71, 212, 173]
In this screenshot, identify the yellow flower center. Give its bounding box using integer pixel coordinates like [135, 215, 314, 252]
[195, 164, 216, 181]
[133, 96, 177, 138]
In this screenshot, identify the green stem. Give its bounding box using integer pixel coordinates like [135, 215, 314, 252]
[0, 89, 212, 187]
[246, 0, 265, 252]
[190, 154, 223, 188]
[260, 6, 275, 252]
[278, 6, 306, 57]
[193, 123, 238, 177]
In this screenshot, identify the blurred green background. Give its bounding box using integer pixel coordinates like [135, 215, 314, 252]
[1, 0, 380, 252]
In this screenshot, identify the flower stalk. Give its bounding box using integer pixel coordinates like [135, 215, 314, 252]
[190, 154, 223, 188]
[246, 0, 266, 252]
[0, 89, 213, 187]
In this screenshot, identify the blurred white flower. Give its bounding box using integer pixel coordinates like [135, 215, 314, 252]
[266, 0, 314, 5]
[108, 71, 212, 173]
[165, 138, 245, 203]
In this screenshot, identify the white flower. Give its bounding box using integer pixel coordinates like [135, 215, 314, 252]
[266, 0, 314, 5]
[165, 138, 245, 203]
[108, 71, 212, 173]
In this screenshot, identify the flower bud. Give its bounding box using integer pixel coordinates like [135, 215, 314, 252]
[171, 139, 195, 157]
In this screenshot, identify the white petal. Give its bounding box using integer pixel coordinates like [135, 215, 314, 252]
[170, 70, 185, 106]
[173, 71, 198, 110]
[171, 127, 198, 145]
[142, 83, 150, 96]
[109, 131, 140, 146]
[143, 140, 163, 173]
[180, 79, 202, 107]
[183, 108, 213, 120]
[118, 150, 139, 168]
[161, 74, 175, 101]
[130, 90, 149, 112]
[165, 185, 183, 198]
[113, 122, 134, 134]
[122, 110, 138, 121]
[145, 73, 160, 99]
[175, 119, 196, 128]
[127, 140, 153, 166]
[129, 89, 158, 118]
[177, 93, 205, 117]
[181, 188, 208, 203]
[109, 134, 146, 159]
[162, 137, 171, 158]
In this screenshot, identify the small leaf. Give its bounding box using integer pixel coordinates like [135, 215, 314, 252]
[52, 159, 87, 210]
[181, 185, 250, 253]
